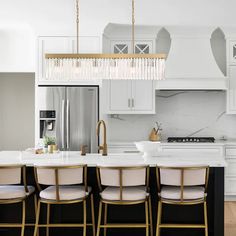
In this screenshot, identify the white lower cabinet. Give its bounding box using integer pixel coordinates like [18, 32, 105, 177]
[225, 177, 236, 195]
[108, 143, 139, 154]
[225, 146, 236, 196]
[104, 80, 155, 114]
[161, 145, 224, 156]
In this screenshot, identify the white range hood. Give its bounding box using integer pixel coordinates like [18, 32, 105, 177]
[157, 26, 227, 90]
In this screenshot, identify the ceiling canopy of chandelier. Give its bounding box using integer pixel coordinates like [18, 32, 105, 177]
[45, 0, 166, 81]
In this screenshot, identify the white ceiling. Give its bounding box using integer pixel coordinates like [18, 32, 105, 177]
[0, 0, 235, 37]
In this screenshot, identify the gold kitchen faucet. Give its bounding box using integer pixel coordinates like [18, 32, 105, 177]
[96, 120, 108, 156]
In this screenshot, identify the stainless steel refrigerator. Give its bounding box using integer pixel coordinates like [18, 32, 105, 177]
[38, 86, 99, 152]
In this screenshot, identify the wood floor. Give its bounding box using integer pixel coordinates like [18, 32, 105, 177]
[225, 202, 236, 236]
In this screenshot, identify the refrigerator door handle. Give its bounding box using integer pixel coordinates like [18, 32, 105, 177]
[66, 99, 70, 150]
[61, 100, 65, 149]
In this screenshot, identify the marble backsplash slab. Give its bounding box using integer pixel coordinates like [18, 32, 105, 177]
[106, 91, 236, 142]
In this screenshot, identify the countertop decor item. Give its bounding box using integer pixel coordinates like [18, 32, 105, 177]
[45, 0, 166, 81]
[135, 141, 162, 159]
[43, 136, 57, 154]
[149, 122, 162, 141]
[149, 128, 159, 141]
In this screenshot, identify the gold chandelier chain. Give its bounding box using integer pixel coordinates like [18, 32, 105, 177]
[132, 0, 135, 54]
[76, 0, 79, 54]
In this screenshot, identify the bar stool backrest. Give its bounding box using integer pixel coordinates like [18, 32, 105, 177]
[0, 165, 28, 193]
[156, 166, 209, 201]
[34, 165, 87, 201]
[35, 165, 85, 185]
[96, 166, 149, 201]
[0, 165, 24, 185]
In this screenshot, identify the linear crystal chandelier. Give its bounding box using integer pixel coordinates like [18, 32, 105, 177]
[45, 0, 166, 81]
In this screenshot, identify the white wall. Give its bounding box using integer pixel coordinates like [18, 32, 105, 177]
[0, 26, 35, 72]
[0, 73, 35, 150]
[106, 91, 236, 142]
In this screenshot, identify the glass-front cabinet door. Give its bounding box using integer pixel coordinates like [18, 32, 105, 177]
[111, 40, 152, 54]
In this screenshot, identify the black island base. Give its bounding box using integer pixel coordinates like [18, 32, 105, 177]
[0, 167, 224, 236]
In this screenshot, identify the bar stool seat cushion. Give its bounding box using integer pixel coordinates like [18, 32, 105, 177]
[160, 186, 205, 200]
[100, 186, 148, 201]
[0, 185, 35, 199]
[40, 185, 91, 201]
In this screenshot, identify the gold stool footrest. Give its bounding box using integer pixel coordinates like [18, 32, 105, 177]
[159, 224, 206, 228]
[100, 223, 147, 228]
[0, 224, 24, 227]
[37, 224, 85, 228]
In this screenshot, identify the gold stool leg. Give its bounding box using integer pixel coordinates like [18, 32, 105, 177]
[148, 196, 153, 236]
[83, 200, 87, 236]
[90, 194, 96, 236]
[156, 201, 162, 236]
[96, 201, 103, 236]
[21, 200, 26, 236]
[145, 200, 149, 236]
[34, 195, 39, 236]
[46, 204, 50, 236]
[34, 201, 41, 236]
[204, 201, 208, 236]
[104, 203, 108, 236]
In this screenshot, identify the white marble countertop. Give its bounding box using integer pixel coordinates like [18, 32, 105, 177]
[0, 151, 227, 167]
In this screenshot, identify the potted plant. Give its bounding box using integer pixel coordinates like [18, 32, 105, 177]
[43, 136, 57, 153]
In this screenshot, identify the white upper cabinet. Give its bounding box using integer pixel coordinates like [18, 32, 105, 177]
[132, 80, 154, 111]
[38, 37, 72, 81]
[109, 80, 132, 111]
[105, 80, 155, 114]
[224, 30, 236, 114]
[227, 66, 236, 114]
[103, 24, 157, 114]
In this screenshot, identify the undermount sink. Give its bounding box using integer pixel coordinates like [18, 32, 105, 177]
[134, 141, 162, 158]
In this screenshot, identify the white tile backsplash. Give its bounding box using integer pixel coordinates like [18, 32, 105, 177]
[106, 91, 236, 142]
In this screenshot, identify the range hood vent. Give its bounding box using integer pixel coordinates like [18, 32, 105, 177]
[157, 27, 227, 90]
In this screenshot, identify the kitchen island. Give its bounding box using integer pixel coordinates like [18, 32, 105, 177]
[0, 151, 226, 236]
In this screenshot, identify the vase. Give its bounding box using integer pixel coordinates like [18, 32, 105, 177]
[48, 145, 54, 154]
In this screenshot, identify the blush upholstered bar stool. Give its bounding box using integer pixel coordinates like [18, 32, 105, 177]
[156, 165, 210, 236]
[33, 164, 95, 236]
[96, 165, 153, 236]
[0, 165, 36, 236]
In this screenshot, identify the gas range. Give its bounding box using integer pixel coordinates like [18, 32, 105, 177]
[167, 137, 215, 143]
